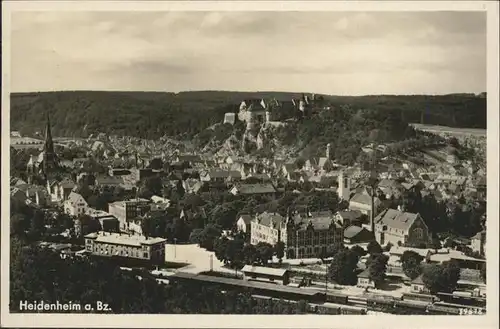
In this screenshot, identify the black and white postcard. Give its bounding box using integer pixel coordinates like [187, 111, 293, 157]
[1, 1, 498, 328]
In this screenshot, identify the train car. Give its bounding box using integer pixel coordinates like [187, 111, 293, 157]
[338, 304, 367, 315]
[348, 296, 368, 306]
[170, 272, 324, 303]
[394, 299, 430, 311]
[433, 301, 486, 314]
[436, 292, 486, 308]
[427, 304, 461, 315]
[316, 304, 342, 315]
[402, 292, 436, 303]
[366, 296, 396, 311]
[325, 292, 349, 305]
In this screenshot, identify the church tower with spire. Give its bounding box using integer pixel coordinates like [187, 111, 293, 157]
[41, 112, 59, 175]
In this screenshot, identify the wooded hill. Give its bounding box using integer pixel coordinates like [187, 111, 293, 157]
[10, 91, 486, 141]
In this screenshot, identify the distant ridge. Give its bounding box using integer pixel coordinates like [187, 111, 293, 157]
[10, 90, 486, 140]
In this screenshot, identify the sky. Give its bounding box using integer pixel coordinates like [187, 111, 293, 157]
[10, 11, 487, 95]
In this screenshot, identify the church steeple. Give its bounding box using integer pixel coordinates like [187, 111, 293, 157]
[44, 112, 55, 154]
[42, 112, 58, 175]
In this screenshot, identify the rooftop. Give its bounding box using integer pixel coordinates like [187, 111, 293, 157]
[374, 209, 420, 231]
[84, 231, 166, 247]
[254, 212, 285, 228]
[241, 265, 288, 277]
[344, 225, 366, 239]
[233, 183, 277, 194]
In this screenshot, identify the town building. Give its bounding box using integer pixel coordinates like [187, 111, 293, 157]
[84, 231, 166, 264]
[230, 183, 277, 197]
[223, 112, 236, 125]
[241, 265, 290, 285]
[200, 170, 241, 183]
[250, 212, 285, 246]
[470, 230, 486, 256]
[63, 192, 88, 217]
[94, 175, 125, 189]
[236, 214, 253, 233]
[343, 226, 374, 244]
[279, 211, 344, 259]
[337, 171, 351, 201]
[357, 269, 375, 288]
[349, 188, 381, 219]
[85, 208, 119, 232]
[47, 178, 76, 202]
[410, 275, 429, 294]
[108, 198, 150, 231]
[23, 185, 51, 207]
[373, 208, 430, 247]
[334, 210, 365, 228]
[237, 100, 267, 128]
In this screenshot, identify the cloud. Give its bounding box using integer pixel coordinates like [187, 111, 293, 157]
[10, 11, 486, 95]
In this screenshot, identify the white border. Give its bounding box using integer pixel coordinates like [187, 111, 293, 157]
[1, 1, 499, 328]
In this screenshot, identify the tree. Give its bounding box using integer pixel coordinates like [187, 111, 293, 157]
[255, 242, 274, 265]
[242, 243, 258, 265]
[225, 238, 245, 270]
[139, 176, 163, 199]
[384, 242, 393, 252]
[443, 238, 456, 249]
[367, 241, 383, 255]
[429, 235, 442, 253]
[367, 253, 389, 288]
[214, 237, 229, 265]
[195, 224, 222, 251]
[400, 250, 424, 264]
[440, 260, 461, 293]
[274, 241, 285, 264]
[422, 261, 460, 294]
[328, 249, 359, 285]
[402, 257, 422, 280]
[350, 245, 367, 258]
[11, 214, 27, 237]
[148, 158, 163, 170]
[28, 209, 46, 239]
[189, 228, 203, 244]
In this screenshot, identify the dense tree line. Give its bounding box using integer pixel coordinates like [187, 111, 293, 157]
[275, 105, 443, 165]
[394, 188, 485, 239]
[9, 238, 312, 314]
[11, 92, 485, 145]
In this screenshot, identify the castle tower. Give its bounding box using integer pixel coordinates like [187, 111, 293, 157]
[265, 110, 271, 123]
[338, 171, 351, 201]
[42, 113, 59, 175]
[299, 99, 305, 112]
[326, 143, 331, 159]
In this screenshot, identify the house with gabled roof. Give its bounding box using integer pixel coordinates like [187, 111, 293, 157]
[349, 188, 382, 218]
[64, 192, 88, 217]
[236, 214, 253, 233]
[373, 208, 430, 247]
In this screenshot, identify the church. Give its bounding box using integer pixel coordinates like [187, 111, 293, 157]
[26, 113, 60, 179]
